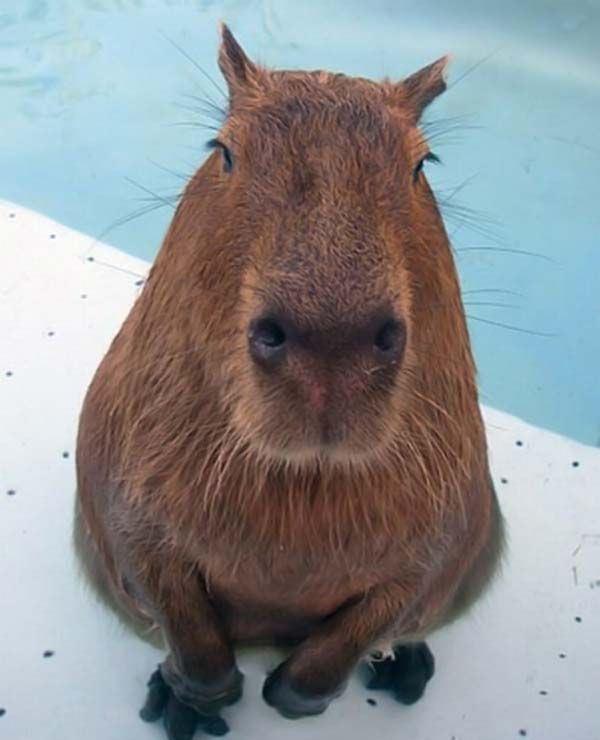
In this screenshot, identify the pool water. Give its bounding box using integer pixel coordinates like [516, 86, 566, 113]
[2, 0, 599, 445]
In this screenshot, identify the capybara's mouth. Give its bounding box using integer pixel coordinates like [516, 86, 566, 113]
[253, 416, 391, 469]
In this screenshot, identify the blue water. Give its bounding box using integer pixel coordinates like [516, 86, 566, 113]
[2, 1, 599, 445]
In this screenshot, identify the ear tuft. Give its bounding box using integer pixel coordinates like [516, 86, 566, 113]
[218, 23, 257, 101]
[401, 56, 450, 122]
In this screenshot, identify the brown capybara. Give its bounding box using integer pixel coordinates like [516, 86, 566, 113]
[74, 24, 504, 739]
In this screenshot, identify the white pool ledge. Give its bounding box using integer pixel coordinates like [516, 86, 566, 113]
[1, 200, 599, 740]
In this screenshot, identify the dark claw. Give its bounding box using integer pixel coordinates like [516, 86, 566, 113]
[366, 642, 435, 705]
[140, 668, 230, 738]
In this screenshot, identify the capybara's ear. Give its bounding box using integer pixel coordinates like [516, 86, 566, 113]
[218, 23, 260, 104]
[390, 56, 450, 123]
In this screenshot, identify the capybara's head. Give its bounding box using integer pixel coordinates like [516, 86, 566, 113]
[175, 26, 460, 468]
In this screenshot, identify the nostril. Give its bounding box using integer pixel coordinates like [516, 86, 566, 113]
[373, 319, 406, 358]
[253, 319, 286, 348]
[248, 317, 287, 364]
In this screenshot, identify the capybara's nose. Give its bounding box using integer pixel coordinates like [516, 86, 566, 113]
[371, 318, 406, 366]
[248, 316, 287, 367]
[248, 313, 406, 369]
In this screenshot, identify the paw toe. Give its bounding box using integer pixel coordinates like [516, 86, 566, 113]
[140, 669, 170, 722]
[366, 643, 435, 705]
[164, 693, 199, 740]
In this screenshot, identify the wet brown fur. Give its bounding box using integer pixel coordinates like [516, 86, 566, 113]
[75, 25, 504, 715]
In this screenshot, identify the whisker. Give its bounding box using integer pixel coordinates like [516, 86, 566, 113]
[128, 193, 179, 205]
[123, 177, 178, 210]
[447, 47, 504, 90]
[420, 297, 520, 312]
[440, 200, 500, 229]
[160, 32, 227, 102]
[422, 114, 478, 131]
[172, 101, 219, 119]
[95, 201, 170, 244]
[167, 120, 221, 132]
[436, 173, 480, 204]
[462, 288, 524, 298]
[455, 246, 554, 262]
[463, 301, 520, 310]
[95, 174, 208, 245]
[179, 93, 227, 121]
[466, 315, 555, 337]
[83, 258, 146, 280]
[546, 135, 600, 157]
[147, 159, 191, 182]
[423, 118, 483, 148]
[430, 197, 504, 243]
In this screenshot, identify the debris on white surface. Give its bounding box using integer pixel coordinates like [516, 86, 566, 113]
[1, 200, 599, 740]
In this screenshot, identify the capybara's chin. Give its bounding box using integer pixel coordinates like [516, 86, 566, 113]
[230, 392, 398, 469]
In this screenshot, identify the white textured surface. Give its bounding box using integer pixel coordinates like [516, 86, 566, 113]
[1, 200, 599, 740]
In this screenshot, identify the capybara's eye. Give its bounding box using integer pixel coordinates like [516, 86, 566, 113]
[206, 138, 234, 173]
[413, 151, 440, 183]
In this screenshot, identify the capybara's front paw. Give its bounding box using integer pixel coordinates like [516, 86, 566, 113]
[139, 668, 229, 738]
[262, 661, 342, 719]
[140, 667, 241, 739]
[160, 658, 243, 713]
[366, 642, 435, 705]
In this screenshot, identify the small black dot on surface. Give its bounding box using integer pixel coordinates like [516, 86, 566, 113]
[501, 477, 508, 484]
[575, 616, 582, 623]
[516, 440, 524, 447]
[135, 279, 145, 286]
[572, 461, 580, 468]
[6, 489, 16, 496]
[539, 690, 548, 696]
[6, 371, 13, 377]
[366, 698, 377, 707]
[62, 451, 70, 459]
[519, 731, 527, 737]
[559, 652, 566, 659]
[0, 708, 5, 717]
[87, 256, 95, 262]
[81, 293, 87, 299]
[43, 650, 55, 658]
[49, 234, 56, 239]
[9, 212, 15, 218]
[48, 331, 55, 337]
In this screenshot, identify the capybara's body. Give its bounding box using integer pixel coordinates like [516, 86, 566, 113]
[75, 25, 504, 737]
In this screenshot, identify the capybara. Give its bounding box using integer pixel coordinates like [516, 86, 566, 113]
[75, 24, 504, 739]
